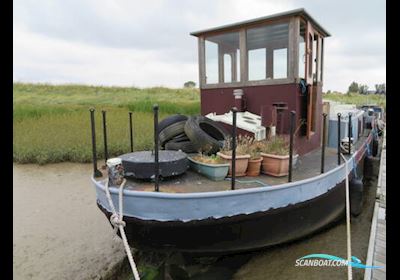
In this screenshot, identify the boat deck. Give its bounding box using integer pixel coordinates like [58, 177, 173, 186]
[97, 131, 371, 193]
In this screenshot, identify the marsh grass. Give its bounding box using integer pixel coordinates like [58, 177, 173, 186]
[13, 83, 200, 164]
[323, 92, 386, 109]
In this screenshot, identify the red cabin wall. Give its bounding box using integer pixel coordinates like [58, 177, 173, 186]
[200, 83, 323, 155]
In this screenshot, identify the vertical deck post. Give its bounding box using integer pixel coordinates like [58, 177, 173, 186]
[321, 113, 327, 173]
[153, 105, 160, 192]
[90, 108, 102, 177]
[348, 113, 352, 155]
[129, 112, 134, 152]
[288, 111, 295, 182]
[102, 110, 109, 164]
[231, 107, 237, 190]
[337, 113, 341, 165]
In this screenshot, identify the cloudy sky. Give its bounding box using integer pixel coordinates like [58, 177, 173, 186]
[13, 0, 385, 92]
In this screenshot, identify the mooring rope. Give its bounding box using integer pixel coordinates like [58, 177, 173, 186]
[105, 178, 141, 280]
[341, 153, 353, 280]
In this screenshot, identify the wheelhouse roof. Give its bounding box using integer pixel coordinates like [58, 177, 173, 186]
[190, 8, 330, 37]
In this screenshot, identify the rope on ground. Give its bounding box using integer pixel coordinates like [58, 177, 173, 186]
[105, 178, 141, 280]
[340, 153, 353, 280]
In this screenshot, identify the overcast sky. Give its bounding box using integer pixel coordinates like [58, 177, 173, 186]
[13, 0, 386, 92]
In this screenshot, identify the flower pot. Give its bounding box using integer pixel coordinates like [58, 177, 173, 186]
[188, 157, 230, 181]
[246, 157, 263, 176]
[260, 153, 289, 177]
[217, 152, 250, 177]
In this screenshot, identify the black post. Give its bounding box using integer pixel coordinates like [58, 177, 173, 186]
[321, 113, 327, 173]
[153, 105, 160, 192]
[129, 112, 134, 152]
[90, 109, 102, 177]
[102, 110, 109, 164]
[231, 107, 237, 190]
[337, 113, 341, 165]
[288, 111, 295, 182]
[348, 113, 352, 155]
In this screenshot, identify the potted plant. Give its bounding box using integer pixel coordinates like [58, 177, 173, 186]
[217, 135, 251, 177]
[246, 139, 263, 177]
[188, 153, 230, 181]
[259, 136, 298, 177]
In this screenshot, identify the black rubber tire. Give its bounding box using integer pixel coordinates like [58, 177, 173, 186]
[158, 114, 188, 133]
[184, 116, 229, 154]
[350, 178, 364, 216]
[170, 133, 190, 143]
[165, 141, 198, 153]
[159, 120, 187, 147]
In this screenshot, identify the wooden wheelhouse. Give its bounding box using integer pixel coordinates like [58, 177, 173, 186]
[191, 8, 330, 155]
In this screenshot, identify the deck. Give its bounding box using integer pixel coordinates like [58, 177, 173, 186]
[105, 130, 371, 194]
[364, 131, 386, 280]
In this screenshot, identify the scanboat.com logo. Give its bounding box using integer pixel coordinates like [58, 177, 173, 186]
[295, 254, 383, 269]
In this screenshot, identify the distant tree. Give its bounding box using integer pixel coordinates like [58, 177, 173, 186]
[348, 82, 359, 95]
[326, 90, 331, 94]
[375, 83, 386, 95]
[359, 84, 369, 95]
[184, 81, 196, 88]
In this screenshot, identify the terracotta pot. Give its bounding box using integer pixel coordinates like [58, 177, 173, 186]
[260, 153, 289, 177]
[246, 157, 263, 176]
[217, 152, 250, 177]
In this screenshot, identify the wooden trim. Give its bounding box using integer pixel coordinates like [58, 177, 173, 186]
[218, 45, 224, 83]
[198, 37, 206, 88]
[321, 38, 324, 82]
[288, 17, 300, 80]
[200, 78, 295, 89]
[190, 9, 331, 38]
[239, 28, 247, 82]
[306, 85, 313, 139]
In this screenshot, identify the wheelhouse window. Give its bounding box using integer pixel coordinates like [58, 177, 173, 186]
[299, 21, 306, 79]
[205, 32, 240, 84]
[247, 22, 289, 81]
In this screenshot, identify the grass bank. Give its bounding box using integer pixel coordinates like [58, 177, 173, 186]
[323, 92, 386, 110]
[13, 83, 200, 164]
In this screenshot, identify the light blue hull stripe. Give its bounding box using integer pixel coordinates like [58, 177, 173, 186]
[93, 150, 364, 222]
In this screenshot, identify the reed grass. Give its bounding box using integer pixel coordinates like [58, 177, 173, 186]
[13, 83, 200, 164]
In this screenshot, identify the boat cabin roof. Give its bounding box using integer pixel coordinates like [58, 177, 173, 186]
[190, 8, 330, 38]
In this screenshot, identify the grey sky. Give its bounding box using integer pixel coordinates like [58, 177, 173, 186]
[13, 0, 385, 92]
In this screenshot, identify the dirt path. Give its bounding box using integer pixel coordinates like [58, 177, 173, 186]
[13, 163, 126, 280]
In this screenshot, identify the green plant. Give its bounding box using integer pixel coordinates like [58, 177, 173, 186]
[248, 141, 263, 160]
[220, 135, 256, 156]
[192, 153, 225, 164]
[258, 135, 290, 156]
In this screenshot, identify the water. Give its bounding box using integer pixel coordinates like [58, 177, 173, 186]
[118, 177, 377, 280]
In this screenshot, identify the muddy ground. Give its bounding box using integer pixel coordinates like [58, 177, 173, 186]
[13, 163, 126, 280]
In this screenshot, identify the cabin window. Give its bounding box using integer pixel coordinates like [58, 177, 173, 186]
[312, 34, 318, 82]
[204, 32, 240, 84]
[224, 54, 232, 83]
[299, 21, 306, 79]
[246, 23, 289, 81]
[248, 49, 266, 80]
[205, 40, 218, 84]
[273, 48, 287, 79]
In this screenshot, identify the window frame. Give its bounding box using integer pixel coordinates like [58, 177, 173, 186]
[198, 17, 297, 89]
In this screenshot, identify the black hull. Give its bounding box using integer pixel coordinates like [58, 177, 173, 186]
[97, 179, 346, 254]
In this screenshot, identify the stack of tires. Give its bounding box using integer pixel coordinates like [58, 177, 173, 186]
[158, 114, 229, 154]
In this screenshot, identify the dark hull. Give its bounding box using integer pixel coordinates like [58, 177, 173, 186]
[97, 179, 347, 254]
